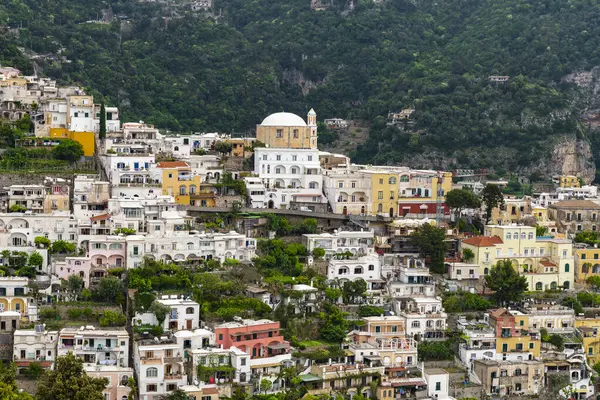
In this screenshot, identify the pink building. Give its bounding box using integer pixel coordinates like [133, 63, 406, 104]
[88, 236, 126, 284]
[54, 257, 92, 287]
[215, 319, 289, 359]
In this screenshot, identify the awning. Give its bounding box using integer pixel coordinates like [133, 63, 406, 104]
[299, 374, 322, 382]
[364, 355, 382, 360]
[267, 343, 288, 350]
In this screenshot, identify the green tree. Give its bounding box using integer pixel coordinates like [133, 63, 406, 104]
[259, 378, 273, 394]
[481, 184, 504, 223]
[50, 241, 77, 254]
[484, 260, 528, 305]
[26, 362, 44, 379]
[34, 236, 51, 249]
[312, 248, 326, 259]
[410, 223, 447, 273]
[9, 204, 26, 213]
[445, 189, 481, 221]
[214, 141, 233, 155]
[35, 353, 107, 400]
[149, 301, 172, 326]
[462, 248, 474, 263]
[535, 225, 548, 237]
[342, 279, 367, 304]
[28, 252, 44, 269]
[99, 102, 106, 139]
[99, 311, 126, 327]
[127, 377, 137, 400]
[94, 276, 123, 304]
[114, 227, 136, 236]
[575, 231, 599, 245]
[51, 139, 84, 162]
[66, 275, 84, 300]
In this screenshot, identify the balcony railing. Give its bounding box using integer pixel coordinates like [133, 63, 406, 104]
[164, 356, 183, 363]
[164, 373, 183, 380]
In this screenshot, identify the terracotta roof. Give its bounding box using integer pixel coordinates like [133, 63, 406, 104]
[202, 388, 219, 395]
[489, 308, 509, 319]
[549, 200, 600, 210]
[156, 161, 189, 169]
[461, 235, 503, 247]
[540, 260, 557, 267]
[90, 213, 111, 222]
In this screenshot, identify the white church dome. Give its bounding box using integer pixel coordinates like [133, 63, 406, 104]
[260, 112, 307, 127]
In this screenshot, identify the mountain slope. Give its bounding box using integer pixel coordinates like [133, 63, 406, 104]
[2, 0, 600, 177]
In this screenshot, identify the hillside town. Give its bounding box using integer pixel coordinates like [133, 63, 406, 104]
[2, 68, 600, 400]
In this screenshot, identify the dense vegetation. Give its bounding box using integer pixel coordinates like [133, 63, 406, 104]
[3, 0, 600, 170]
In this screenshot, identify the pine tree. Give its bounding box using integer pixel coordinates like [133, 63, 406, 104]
[99, 102, 106, 139]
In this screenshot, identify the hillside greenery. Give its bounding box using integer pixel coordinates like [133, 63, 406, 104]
[2, 0, 600, 170]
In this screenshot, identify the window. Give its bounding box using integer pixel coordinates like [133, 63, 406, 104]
[521, 232, 526, 239]
[276, 155, 281, 161]
[519, 319, 524, 326]
[186, 307, 195, 314]
[378, 191, 383, 200]
[411, 321, 420, 328]
[435, 382, 441, 391]
[456, 269, 462, 275]
[146, 367, 158, 378]
[276, 129, 283, 138]
[368, 265, 374, 271]
[565, 263, 570, 272]
[390, 191, 394, 199]
[375, 326, 381, 333]
[179, 186, 187, 195]
[351, 181, 356, 188]
[515, 383, 521, 392]
[275, 168, 281, 174]
[241, 357, 246, 366]
[379, 179, 383, 184]
[293, 129, 299, 138]
[308, 155, 313, 161]
[338, 182, 344, 188]
[389, 177, 396, 184]
[147, 384, 157, 392]
[529, 342, 534, 349]
[506, 233, 511, 240]
[502, 343, 508, 352]
[218, 334, 223, 341]
[528, 232, 534, 239]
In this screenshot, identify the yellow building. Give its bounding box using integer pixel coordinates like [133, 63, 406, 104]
[559, 175, 580, 188]
[0, 77, 27, 87]
[0, 278, 32, 320]
[370, 172, 400, 217]
[397, 170, 453, 218]
[460, 225, 575, 291]
[576, 318, 600, 365]
[226, 138, 255, 158]
[49, 128, 95, 156]
[489, 309, 541, 359]
[157, 161, 216, 207]
[256, 109, 317, 149]
[490, 196, 531, 225]
[574, 247, 600, 282]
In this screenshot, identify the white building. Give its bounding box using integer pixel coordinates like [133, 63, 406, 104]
[521, 303, 575, 333]
[423, 369, 453, 400]
[13, 327, 58, 371]
[125, 230, 256, 269]
[93, 105, 120, 133]
[134, 296, 200, 332]
[173, 328, 214, 350]
[244, 177, 267, 208]
[387, 263, 436, 298]
[135, 335, 187, 400]
[396, 297, 447, 341]
[101, 153, 159, 189]
[327, 254, 383, 291]
[189, 346, 251, 384]
[303, 229, 375, 259]
[72, 175, 110, 221]
[254, 147, 324, 209]
[57, 327, 129, 367]
[456, 319, 497, 367]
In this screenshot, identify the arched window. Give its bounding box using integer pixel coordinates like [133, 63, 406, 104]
[187, 242, 194, 250]
[291, 167, 299, 174]
[309, 182, 318, 189]
[563, 281, 570, 290]
[411, 321, 420, 328]
[400, 175, 410, 182]
[528, 232, 534, 240]
[550, 281, 557, 290]
[515, 369, 522, 376]
[565, 263, 570, 272]
[354, 267, 363, 274]
[506, 233, 511, 240]
[189, 185, 196, 195]
[186, 307, 195, 314]
[388, 177, 396, 184]
[484, 268, 489, 275]
[377, 203, 383, 213]
[174, 146, 179, 151]
[521, 233, 526, 239]
[179, 185, 187, 195]
[536, 282, 543, 291]
[146, 367, 158, 378]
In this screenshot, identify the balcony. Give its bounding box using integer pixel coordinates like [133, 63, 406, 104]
[164, 373, 183, 380]
[164, 356, 183, 363]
